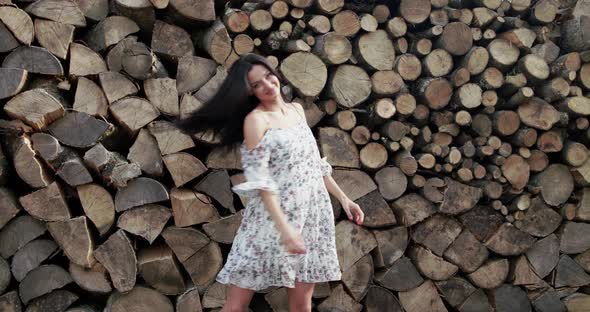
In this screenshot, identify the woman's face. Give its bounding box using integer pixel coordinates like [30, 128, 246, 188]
[247, 64, 281, 102]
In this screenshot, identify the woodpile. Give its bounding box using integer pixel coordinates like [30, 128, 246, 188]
[1, 0, 590, 311]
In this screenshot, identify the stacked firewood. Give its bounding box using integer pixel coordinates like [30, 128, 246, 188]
[1, 0, 590, 311]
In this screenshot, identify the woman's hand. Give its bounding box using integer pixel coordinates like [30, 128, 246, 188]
[280, 224, 306, 254]
[341, 198, 364, 225]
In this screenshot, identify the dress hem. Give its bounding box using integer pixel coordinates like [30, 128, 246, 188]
[215, 273, 342, 291]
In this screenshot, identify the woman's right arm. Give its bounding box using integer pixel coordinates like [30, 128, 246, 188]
[243, 114, 306, 254]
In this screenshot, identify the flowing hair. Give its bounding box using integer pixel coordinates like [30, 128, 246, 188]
[175, 53, 284, 149]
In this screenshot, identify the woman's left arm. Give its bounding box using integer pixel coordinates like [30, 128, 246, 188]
[323, 175, 364, 225]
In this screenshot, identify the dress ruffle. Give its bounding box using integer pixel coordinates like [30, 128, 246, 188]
[319, 156, 332, 176]
[231, 179, 279, 198]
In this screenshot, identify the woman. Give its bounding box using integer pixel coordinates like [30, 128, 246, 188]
[178, 53, 364, 312]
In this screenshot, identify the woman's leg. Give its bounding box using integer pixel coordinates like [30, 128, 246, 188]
[220, 284, 255, 312]
[287, 281, 315, 312]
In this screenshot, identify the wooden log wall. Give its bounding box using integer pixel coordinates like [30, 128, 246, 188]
[0, 0, 590, 311]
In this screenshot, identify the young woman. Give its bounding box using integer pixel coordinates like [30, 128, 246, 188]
[178, 53, 364, 312]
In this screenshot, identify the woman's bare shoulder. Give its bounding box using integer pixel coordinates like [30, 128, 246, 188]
[243, 111, 268, 150]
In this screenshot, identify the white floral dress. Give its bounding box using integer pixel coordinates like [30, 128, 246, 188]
[215, 111, 341, 291]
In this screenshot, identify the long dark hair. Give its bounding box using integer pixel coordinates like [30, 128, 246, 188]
[175, 53, 284, 148]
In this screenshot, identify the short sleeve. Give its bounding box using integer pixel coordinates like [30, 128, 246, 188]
[318, 156, 332, 176]
[232, 143, 279, 198]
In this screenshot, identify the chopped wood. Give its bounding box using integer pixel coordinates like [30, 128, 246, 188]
[19, 264, 72, 304]
[485, 223, 535, 256]
[138, 245, 185, 295]
[69, 262, 112, 294]
[374, 257, 423, 291]
[399, 280, 448, 312]
[94, 230, 137, 292]
[48, 217, 95, 268]
[117, 204, 171, 243]
[114, 177, 169, 212]
[391, 193, 436, 227]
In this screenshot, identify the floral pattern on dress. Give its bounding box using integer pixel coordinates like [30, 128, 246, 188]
[215, 119, 341, 291]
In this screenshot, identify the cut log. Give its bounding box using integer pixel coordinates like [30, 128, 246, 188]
[324, 65, 370, 107]
[485, 223, 535, 256]
[0, 68, 27, 100]
[335, 220, 377, 272]
[280, 52, 327, 97]
[84, 15, 139, 52]
[312, 32, 352, 65]
[318, 127, 360, 168]
[501, 154, 530, 190]
[0, 216, 46, 259]
[410, 245, 458, 280]
[193, 170, 235, 213]
[354, 29, 394, 71]
[202, 210, 243, 244]
[99, 71, 139, 104]
[117, 204, 171, 243]
[196, 19, 231, 65]
[317, 284, 362, 312]
[437, 22, 472, 56]
[487, 38, 520, 71]
[69, 42, 108, 77]
[423, 49, 453, 77]
[514, 196, 562, 237]
[398, 280, 448, 312]
[364, 285, 402, 312]
[25, 0, 85, 26]
[105, 286, 173, 312]
[171, 188, 219, 227]
[489, 284, 531, 312]
[400, 0, 431, 24]
[443, 229, 489, 273]
[176, 287, 203, 312]
[374, 166, 407, 201]
[439, 178, 482, 215]
[394, 54, 421, 81]
[73, 77, 108, 117]
[457, 289, 493, 312]
[10, 239, 57, 282]
[161, 226, 209, 262]
[331, 10, 360, 37]
[25, 290, 78, 312]
[391, 193, 436, 227]
[181, 241, 223, 290]
[19, 182, 70, 221]
[34, 19, 74, 60]
[94, 230, 137, 292]
[48, 111, 109, 148]
[374, 257, 423, 291]
[0, 6, 34, 45]
[138, 245, 185, 295]
[559, 221, 590, 254]
[518, 97, 561, 130]
[126, 128, 163, 176]
[84, 143, 141, 188]
[341, 254, 373, 301]
[415, 77, 453, 110]
[163, 152, 206, 187]
[354, 190, 396, 228]
[119, 40, 168, 80]
[531, 164, 574, 206]
[359, 143, 388, 171]
[553, 255, 590, 288]
[371, 226, 408, 268]
[467, 258, 508, 289]
[152, 20, 194, 63]
[48, 217, 95, 268]
[412, 214, 463, 256]
[19, 264, 72, 304]
[176, 56, 217, 94]
[5, 89, 64, 131]
[109, 97, 160, 133]
[0, 188, 19, 230]
[69, 262, 112, 294]
[114, 177, 169, 212]
[435, 277, 476, 309]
